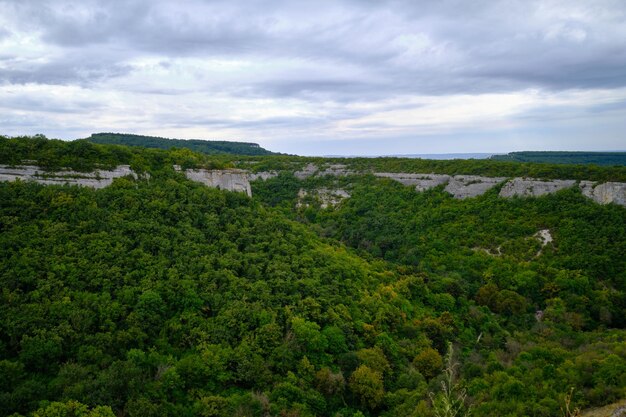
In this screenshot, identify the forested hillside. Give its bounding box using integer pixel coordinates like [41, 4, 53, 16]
[490, 151, 626, 166]
[86, 133, 277, 156]
[1, 136, 625, 417]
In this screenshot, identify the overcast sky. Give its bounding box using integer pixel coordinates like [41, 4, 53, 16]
[1, 0, 625, 155]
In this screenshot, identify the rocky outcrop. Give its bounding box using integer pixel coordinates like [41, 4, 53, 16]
[373, 173, 626, 206]
[375, 172, 503, 197]
[534, 229, 553, 256]
[499, 178, 576, 198]
[297, 188, 351, 208]
[249, 171, 279, 181]
[580, 181, 626, 206]
[294, 163, 354, 179]
[318, 164, 354, 177]
[0, 164, 138, 189]
[176, 166, 252, 196]
[374, 172, 451, 191]
[294, 163, 318, 179]
[445, 175, 506, 199]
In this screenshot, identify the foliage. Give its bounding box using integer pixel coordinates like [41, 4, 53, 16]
[429, 343, 471, 417]
[87, 132, 277, 156]
[490, 151, 626, 166]
[0, 135, 625, 416]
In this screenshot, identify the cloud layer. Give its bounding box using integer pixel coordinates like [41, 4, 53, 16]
[1, 0, 625, 154]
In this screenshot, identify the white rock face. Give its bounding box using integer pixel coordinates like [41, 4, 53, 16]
[0, 165, 137, 189]
[294, 163, 354, 179]
[580, 181, 626, 206]
[374, 172, 451, 191]
[318, 164, 354, 177]
[179, 167, 252, 196]
[294, 163, 318, 179]
[535, 229, 553, 246]
[297, 188, 351, 208]
[499, 178, 576, 198]
[445, 175, 506, 199]
[534, 229, 553, 256]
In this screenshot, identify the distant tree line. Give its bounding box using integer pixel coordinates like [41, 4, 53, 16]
[490, 151, 626, 166]
[87, 132, 278, 156]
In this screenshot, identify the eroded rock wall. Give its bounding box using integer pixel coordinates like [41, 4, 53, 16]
[580, 181, 626, 206]
[445, 175, 506, 199]
[297, 188, 351, 208]
[372, 172, 626, 206]
[374, 172, 451, 191]
[294, 163, 354, 179]
[499, 178, 576, 198]
[0, 165, 137, 189]
[177, 167, 252, 196]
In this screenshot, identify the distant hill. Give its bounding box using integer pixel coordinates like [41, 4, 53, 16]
[490, 151, 626, 166]
[86, 132, 277, 156]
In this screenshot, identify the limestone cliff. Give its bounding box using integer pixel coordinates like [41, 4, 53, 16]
[294, 163, 354, 179]
[4, 162, 626, 207]
[375, 173, 504, 198]
[499, 178, 576, 198]
[0, 165, 137, 189]
[176, 166, 252, 196]
[580, 181, 626, 206]
[373, 172, 626, 206]
[445, 175, 506, 199]
[297, 188, 351, 208]
[374, 172, 451, 191]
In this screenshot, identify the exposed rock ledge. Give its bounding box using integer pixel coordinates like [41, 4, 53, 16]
[375, 172, 504, 197]
[295, 163, 354, 179]
[498, 178, 576, 198]
[445, 175, 506, 199]
[175, 166, 252, 197]
[0, 165, 137, 189]
[377, 172, 626, 206]
[297, 188, 351, 208]
[374, 173, 451, 191]
[580, 181, 626, 206]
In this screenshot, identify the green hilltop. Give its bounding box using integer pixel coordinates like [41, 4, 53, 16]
[86, 132, 278, 156]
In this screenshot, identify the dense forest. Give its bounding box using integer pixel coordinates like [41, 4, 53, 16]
[490, 151, 626, 166]
[1, 136, 625, 417]
[86, 133, 277, 156]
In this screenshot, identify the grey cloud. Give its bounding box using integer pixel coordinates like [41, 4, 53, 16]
[1, 0, 626, 154]
[4, 0, 626, 96]
[0, 94, 105, 114]
[0, 61, 132, 86]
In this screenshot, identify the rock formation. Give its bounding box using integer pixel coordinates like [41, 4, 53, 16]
[297, 188, 351, 208]
[294, 163, 318, 179]
[445, 175, 506, 199]
[4, 162, 626, 207]
[294, 163, 354, 179]
[580, 181, 626, 206]
[374, 173, 451, 191]
[318, 164, 354, 177]
[499, 178, 576, 198]
[249, 171, 279, 181]
[175, 166, 252, 196]
[0, 165, 137, 189]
